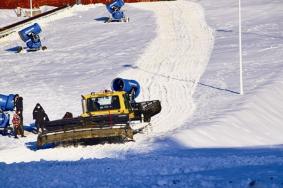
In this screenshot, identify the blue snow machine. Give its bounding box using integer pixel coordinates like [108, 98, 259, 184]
[106, 0, 129, 23]
[0, 94, 17, 135]
[17, 23, 47, 53]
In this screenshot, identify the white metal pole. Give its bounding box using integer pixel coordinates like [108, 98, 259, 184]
[30, 0, 33, 17]
[239, 0, 243, 94]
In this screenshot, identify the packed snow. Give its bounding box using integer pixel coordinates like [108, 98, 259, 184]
[0, 0, 283, 187]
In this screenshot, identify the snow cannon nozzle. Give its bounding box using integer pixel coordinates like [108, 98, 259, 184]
[18, 23, 42, 42]
[111, 78, 140, 99]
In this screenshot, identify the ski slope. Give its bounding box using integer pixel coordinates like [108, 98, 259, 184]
[176, 0, 283, 147]
[1, 0, 283, 187]
[0, 1, 213, 163]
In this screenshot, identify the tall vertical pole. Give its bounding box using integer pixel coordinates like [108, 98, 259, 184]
[30, 0, 33, 17]
[239, 0, 243, 95]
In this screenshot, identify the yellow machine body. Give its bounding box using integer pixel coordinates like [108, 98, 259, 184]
[81, 90, 135, 119]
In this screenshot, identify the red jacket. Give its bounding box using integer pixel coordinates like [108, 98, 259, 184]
[12, 113, 21, 128]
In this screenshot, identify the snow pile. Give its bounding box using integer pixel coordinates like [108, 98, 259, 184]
[39, 6, 57, 13]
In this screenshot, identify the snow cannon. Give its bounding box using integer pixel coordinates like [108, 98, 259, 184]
[19, 23, 41, 42]
[0, 112, 10, 133]
[0, 94, 17, 135]
[0, 94, 16, 111]
[18, 23, 46, 51]
[106, 0, 129, 22]
[112, 78, 140, 101]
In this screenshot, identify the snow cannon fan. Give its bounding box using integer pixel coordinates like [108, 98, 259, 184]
[111, 78, 140, 101]
[18, 23, 47, 52]
[106, 0, 129, 22]
[0, 94, 17, 135]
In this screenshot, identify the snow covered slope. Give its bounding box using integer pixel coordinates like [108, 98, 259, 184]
[173, 0, 283, 147]
[0, 3, 157, 161]
[1, 0, 283, 187]
[0, 4, 156, 123]
[120, 1, 214, 134]
[0, 0, 213, 163]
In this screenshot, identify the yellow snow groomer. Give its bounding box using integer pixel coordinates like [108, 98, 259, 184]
[37, 78, 161, 147]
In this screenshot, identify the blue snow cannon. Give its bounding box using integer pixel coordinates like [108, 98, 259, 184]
[112, 78, 140, 100]
[18, 23, 45, 51]
[0, 113, 10, 134]
[0, 94, 16, 111]
[106, 0, 128, 22]
[0, 94, 16, 135]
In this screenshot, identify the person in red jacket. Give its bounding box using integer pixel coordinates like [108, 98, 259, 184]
[12, 111, 24, 138]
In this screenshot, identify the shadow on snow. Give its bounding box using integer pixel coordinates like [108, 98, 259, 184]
[122, 64, 240, 94]
[1, 137, 283, 187]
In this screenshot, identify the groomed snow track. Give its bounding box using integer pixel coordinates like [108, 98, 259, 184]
[121, 1, 214, 136]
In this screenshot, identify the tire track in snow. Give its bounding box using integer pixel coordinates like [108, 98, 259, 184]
[120, 1, 214, 139]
